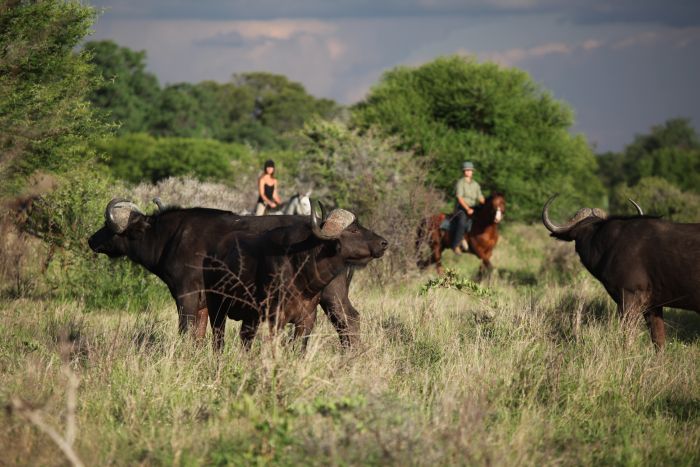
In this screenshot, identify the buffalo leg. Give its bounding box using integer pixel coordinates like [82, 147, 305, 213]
[320, 274, 360, 348]
[209, 310, 227, 353]
[294, 309, 318, 352]
[239, 318, 260, 350]
[205, 294, 228, 352]
[177, 292, 205, 336]
[644, 307, 666, 351]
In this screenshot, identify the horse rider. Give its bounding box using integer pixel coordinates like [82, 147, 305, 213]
[255, 159, 282, 215]
[451, 161, 485, 254]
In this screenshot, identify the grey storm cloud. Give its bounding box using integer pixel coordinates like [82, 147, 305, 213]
[91, 0, 700, 26]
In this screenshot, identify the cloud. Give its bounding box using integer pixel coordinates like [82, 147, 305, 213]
[90, 0, 700, 27]
[480, 41, 576, 66]
[193, 19, 335, 48]
[479, 27, 700, 66]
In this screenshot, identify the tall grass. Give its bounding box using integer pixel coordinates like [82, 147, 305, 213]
[1, 224, 699, 465]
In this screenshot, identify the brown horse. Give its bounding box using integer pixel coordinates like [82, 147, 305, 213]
[417, 193, 506, 276]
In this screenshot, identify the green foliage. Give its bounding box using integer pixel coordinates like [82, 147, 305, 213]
[352, 55, 605, 220]
[235, 72, 339, 133]
[611, 177, 700, 222]
[25, 167, 168, 311]
[84, 40, 160, 134]
[82, 45, 342, 149]
[598, 118, 700, 194]
[298, 119, 439, 214]
[94, 133, 249, 183]
[419, 268, 494, 298]
[0, 0, 109, 191]
[298, 120, 444, 280]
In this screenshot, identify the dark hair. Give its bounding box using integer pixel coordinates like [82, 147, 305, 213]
[264, 159, 275, 169]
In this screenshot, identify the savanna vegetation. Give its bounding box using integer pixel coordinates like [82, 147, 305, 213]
[1, 1, 699, 465]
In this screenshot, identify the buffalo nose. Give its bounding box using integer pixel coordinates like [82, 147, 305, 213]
[381, 239, 389, 250]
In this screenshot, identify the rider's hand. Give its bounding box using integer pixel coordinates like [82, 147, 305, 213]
[467, 207, 474, 215]
[269, 202, 277, 208]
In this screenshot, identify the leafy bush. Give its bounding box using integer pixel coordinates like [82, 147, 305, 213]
[598, 118, 700, 193]
[25, 167, 168, 311]
[95, 134, 250, 183]
[298, 120, 444, 280]
[610, 177, 700, 222]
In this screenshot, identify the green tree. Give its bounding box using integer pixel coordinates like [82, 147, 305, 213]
[599, 118, 700, 193]
[0, 0, 109, 191]
[149, 83, 207, 138]
[232, 72, 340, 137]
[353, 56, 604, 220]
[84, 40, 160, 134]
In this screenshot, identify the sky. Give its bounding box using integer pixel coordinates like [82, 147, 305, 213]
[88, 0, 700, 152]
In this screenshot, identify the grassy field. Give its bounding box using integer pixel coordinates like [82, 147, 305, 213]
[2, 223, 700, 466]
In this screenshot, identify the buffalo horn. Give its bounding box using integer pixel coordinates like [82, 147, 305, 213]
[628, 198, 644, 216]
[542, 194, 571, 234]
[105, 198, 142, 233]
[310, 202, 355, 240]
[542, 194, 609, 235]
[153, 197, 165, 211]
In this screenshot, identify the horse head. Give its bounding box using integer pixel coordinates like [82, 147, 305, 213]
[489, 192, 506, 224]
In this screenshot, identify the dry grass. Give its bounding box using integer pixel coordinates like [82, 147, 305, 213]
[1, 224, 700, 466]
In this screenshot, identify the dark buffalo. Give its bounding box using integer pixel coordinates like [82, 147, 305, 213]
[88, 199, 383, 349]
[417, 193, 506, 276]
[203, 206, 388, 350]
[542, 194, 699, 349]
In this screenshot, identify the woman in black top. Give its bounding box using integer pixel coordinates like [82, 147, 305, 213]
[255, 159, 282, 215]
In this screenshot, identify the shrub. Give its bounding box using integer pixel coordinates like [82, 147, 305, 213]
[298, 120, 444, 281]
[95, 134, 250, 183]
[610, 177, 700, 222]
[24, 167, 168, 311]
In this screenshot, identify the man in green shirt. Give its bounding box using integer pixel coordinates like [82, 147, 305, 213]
[451, 161, 485, 254]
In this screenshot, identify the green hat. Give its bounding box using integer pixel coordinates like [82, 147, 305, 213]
[461, 161, 474, 171]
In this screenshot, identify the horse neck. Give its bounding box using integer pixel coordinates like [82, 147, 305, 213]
[283, 196, 299, 215]
[474, 199, 496, 227]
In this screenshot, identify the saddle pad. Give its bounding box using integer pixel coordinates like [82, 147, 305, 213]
[439, 219, 451, 231]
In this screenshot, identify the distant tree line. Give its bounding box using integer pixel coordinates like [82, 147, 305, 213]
[84, 40, 340, 149]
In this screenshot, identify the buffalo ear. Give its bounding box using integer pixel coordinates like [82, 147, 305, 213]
[124, 212, 149, 238]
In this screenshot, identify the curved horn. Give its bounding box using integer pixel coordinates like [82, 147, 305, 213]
[628, 198, 643, 216]
[310, 201, 338, 240]
[153, 197, 165, 211]
[105, 198, 142, 233]
[542, 194, 570, 235]
[318, 200, 328, 221]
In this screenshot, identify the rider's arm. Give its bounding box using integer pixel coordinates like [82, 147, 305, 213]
[457, 196, 474, 215]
